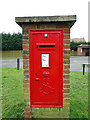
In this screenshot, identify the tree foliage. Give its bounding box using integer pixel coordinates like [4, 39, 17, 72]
[1, 32, 90, 51]
[1, 32, 22, 50]
[70, 41, 90, 51]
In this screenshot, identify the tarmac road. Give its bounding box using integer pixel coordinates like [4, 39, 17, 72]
[0, 59, 23, 68]
[0, 56, 90, 73]
[70, 56, 90, 73]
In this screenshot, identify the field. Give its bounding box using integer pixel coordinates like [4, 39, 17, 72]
[1, 68, 88, 119]
[1, 50, 23, 59]
[0, 50, 77, 59]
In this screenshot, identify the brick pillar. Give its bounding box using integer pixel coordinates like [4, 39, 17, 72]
[15, 15, 76, 119]
[22, 23, 70, 118]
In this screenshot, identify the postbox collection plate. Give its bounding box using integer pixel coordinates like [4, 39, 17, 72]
[29, 29, 63, 107]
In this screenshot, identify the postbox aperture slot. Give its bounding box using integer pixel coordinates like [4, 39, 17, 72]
[36, 43, 56, 48]
[38, 45, 55, 47]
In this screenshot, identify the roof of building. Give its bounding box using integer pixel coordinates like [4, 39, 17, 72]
[78, 44, 90, 48]
[70, 38, 86, 42]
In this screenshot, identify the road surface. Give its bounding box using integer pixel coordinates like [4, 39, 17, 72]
[0, 57, 90, 73]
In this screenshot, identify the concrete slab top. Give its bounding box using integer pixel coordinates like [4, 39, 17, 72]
[15, 15, 76, 28]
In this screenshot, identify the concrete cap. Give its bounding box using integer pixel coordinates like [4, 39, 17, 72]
[15, 15, 76, 28]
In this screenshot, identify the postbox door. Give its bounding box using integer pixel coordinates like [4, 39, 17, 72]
[29, 29, 63, 107]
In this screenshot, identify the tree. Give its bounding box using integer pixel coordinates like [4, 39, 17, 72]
[70, 41, 88, 51]
[1, 32, 22, 50]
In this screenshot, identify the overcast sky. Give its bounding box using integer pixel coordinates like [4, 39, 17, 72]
[0, 0, 89, 42]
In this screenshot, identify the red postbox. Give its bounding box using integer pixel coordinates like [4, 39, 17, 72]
[29, 29, 63, 107]
[16, 15, 76, 118]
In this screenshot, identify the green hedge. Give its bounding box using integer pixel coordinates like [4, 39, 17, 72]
[1, 32, 90, 51]
[1, 33, 22, 50]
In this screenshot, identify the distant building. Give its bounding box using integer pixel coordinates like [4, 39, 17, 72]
[70, 38, 86, 42]
[77, 44, 90, 56]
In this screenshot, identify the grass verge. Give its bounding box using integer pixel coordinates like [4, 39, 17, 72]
[70, 71, 88, 118]
[1, 68, 88, 118]
[2, 68, 24, 118]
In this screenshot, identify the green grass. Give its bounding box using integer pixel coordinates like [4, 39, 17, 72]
[70, 71, 88, 118]
[70, 51, 77, 56]
[1, 68, 88, 118]
[2, 68, 24, 118]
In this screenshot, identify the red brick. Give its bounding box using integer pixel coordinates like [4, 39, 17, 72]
[25, 108, 31, 112]
[24, 115, 31, 118]
[24, 88, 30, 93]
[29, 25, 37, 29]
[64, 103, 70, 107]
[63, 29, 70, 33]
[64, 49, 70, 54]
[23, 45, 28, 50]
[24, 94, 30, 100]
[64, 69, 70, 74]
[63, 85, 70, 88]
[22, 34, 29, 39]
[23, 50, 29, 54]
[23, 24, 28, 29]
[23, 24, 37, 29]
[64, 54, 70, 59]
[24, 105, 30, 109]
[23, 54, 29, 59]
[63, 80, 70, 84]
[24, 78, 30, 83]
[23, 39, 29, 44]
[64, 94, 70, 98]
[64, 75, 69, 79]
[64, 45, 70, 49]
[24, 74, 29, 79]
[24, 111, 32, 115]
[64, 40, 70, 44]
[23, 60, 29, 65]
[24, 99, 29, 104]
[64, 98, 70, 103]
[24, 70, 29, 74]
[23, 65, 28, 69]
[40, 24, 56, 29]
[24, 83, 30, 88]
[37, 25, 40, 29]
[56, 24, 70, 28]
[64, 59, 70, 64]
[63, 89, 70, 93]
[64, 65, 70, 69]
[64, 34, 70, 39]
[22, 29, 28, 34]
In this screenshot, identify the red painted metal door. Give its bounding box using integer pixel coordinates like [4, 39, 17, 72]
[29, 29, 63, 107]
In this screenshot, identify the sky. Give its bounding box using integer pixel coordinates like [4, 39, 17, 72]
[0, 0, 89, 42]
